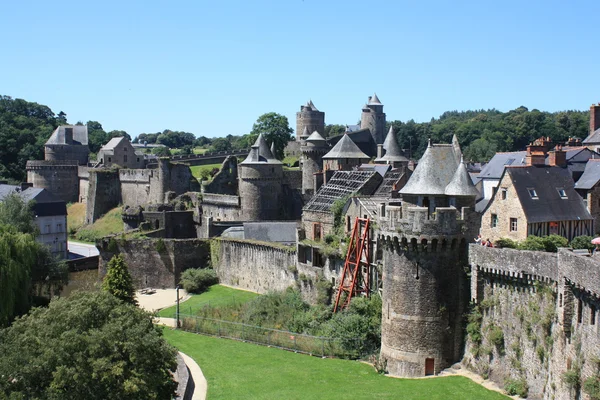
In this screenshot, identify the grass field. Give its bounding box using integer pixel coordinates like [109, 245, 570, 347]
[67, 202, 87, 236]
[73, 206, 124, 242]
[158, 285, 258, 318]
[189, 163, 222, 182]
[162, 328, 508, 400]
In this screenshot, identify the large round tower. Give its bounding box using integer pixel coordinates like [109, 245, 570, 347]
[296, 100, 325, 141]
[360, 94, 386, 145]
[301, 130, 328, 195]
[44, 125, 90, 165]
[26, 160, 80, 203]
[379, 139, 479, 377]
[238, 133, 284, 220]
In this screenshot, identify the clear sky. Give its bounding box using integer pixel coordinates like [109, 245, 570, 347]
[2, 0, 599, 138]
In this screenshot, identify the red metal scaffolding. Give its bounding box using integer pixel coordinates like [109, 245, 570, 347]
[333, 217, 371, 312]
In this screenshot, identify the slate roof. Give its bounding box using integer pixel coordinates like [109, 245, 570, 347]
[445, 159, 480, 197]
[478, 151, 527, 180]
[100, 136, 125, 151]
[323, 133, 369, 159]
[306, 131, 326, 143]
[376, 127, 408, 163]
[399, 143, 460, 195]
[328, 129, 377, 157]
[506, 166, 592, 223]
[0, 185, 66, 216]
[345, 124, 361, 133]
[368, 93, 382, 105]
[304, 171, 380, 212]
[583, 128, 600, 144]
[45, 125, 88, 146]
[575, 159, 600, 190]
[243, 222, 298, 244]
[240, 133, 281, 164]
[373, 170, 405, 198]
[358, 163, 390, 177]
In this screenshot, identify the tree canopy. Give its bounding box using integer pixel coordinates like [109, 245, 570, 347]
[102, 254, 137, 305]
[0, 291, 178, 399]
[249, 112, 294, 159]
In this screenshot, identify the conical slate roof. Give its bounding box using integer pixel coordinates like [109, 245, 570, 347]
[376, 127, 408, 163]
[368, 93, 382, 105]
[270, 141, 276, 157]
[306, 130, 326, 143]
[308, 100, 318, 111]
[241, 133, 281, 164]
[300, 126, 310, 138]
[445, 157, 479, 197]
[399, 141, 460, 195]
[322, 134, 369, 159]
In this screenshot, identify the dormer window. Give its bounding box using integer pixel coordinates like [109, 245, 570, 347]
[557, 188, 567, 199]
[528, 188, 538, 199]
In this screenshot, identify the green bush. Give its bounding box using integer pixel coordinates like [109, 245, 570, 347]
[584, 375, 600, 400]
[571, 235, 594, 251]
[180, 268, 218, 294]
[562, 367, 581, 390]
[542, 234, 569, 252]
[518, 235, 546, 251]
[487, 325, 504, 350]
[155, 238, 166, 253]
[495, 237, 518, 249]
[504, 377, 528, 398]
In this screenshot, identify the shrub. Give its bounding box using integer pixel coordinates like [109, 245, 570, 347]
[316, 278, 333, 305]
[102, 255, 137, 305]
[584, 375, 600, 400]
[518, 235, 546, 251]
[504, 377, 528, 398]
[466, 305, 483, 346]
[571, 235, 594, 251]
[180, 268, 218, 294]
[562, 366, 581, 391]
[155, 238, 166, 253]
[495, 237, 518, 249]
[487, 324, 504, 350]
[542, 234, 569, 252]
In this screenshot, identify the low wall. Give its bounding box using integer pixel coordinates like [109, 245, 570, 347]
[66, 255, 99, 272]
[467, 245, 600, 400]
[98, 238, 210, 288]
[175, 353, 194, 400]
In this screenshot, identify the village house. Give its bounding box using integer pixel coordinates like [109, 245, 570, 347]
[96, 136, 145, 169]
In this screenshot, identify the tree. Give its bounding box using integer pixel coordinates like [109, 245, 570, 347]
[249, 112, 294, 159]
[152, 146, 171, 157]
[102, 254, 137, 305]
[0, 192, 38, 234]
[324, 124, 346, 138]
[0, 291, 178, 399]
[209, 137, 232, 152]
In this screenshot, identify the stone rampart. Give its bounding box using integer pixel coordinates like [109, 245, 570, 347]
[98, 238, 210, 288]
[86, 170, 121, 224]
[467, 245, 600, 399]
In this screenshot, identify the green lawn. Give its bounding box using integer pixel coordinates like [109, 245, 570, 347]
[158, 285, 259, 318]
[189, 163, 222, 182]
[73, 206, 124, 242]
[162, 328, 508, 400]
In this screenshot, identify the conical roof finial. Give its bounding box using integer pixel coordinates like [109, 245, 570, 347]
[369, 93, 382, 105]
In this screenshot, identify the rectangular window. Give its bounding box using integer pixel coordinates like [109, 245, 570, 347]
[557, 188, 567, 199]
[592, 306, 596, 325]
[108, 157, 112, 163]
[45, 224, 51, 233]
[578, 299, 583, 324]
[124, 155, 128, 163]
[528, 188, 538, 199]
[491, 214, 498, 228]
[313, 223, 322, 241]
[501, 189, 507, 200]
[124, 146, 128, 152]
[137, 157, 140, 162]
[56, 223, 62, 232]
[510, 218, 518, 232]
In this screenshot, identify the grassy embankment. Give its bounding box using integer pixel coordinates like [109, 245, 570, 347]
[163, 328, 509, 400]
[158, 284, 258, 318]
[68, 205, 125, 243]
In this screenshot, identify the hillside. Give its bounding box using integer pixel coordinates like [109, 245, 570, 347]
[72, 207, 124, 242]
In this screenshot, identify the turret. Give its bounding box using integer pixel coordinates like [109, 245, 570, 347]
[375, 126, 409, 170]
[322, 133, 370, 171]
[301, 130, 329, 195]
[360, 94, 386, 145]
[238, 133, 283, 220]
[296, 100, 325, 141]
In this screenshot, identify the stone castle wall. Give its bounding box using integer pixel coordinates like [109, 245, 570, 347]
[98, 238, 210, 288]
[26, 160, 80, 203]
[467, 245, 600, 399]
[86, 170, 121, 224]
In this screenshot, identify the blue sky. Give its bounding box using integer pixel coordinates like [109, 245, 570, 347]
[2, 0, 599, 138]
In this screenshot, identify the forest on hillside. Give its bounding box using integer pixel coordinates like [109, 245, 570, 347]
[0, 95, 590, 182]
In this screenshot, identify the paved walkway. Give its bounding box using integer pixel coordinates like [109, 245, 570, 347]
[136, 290, 206, 400]
[438, 364, 514, 398]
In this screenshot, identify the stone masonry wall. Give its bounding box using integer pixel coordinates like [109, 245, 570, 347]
[467, 245, 600, 400]
[98, 238, 210, 288]
[86, 170, 121, 224]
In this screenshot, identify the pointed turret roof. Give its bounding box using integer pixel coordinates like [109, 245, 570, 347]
[270, 141, 276, 157]
[322, 134, 369, 159]
[300, 126, 310, 138]
[306, 130, 326, 143]
[399, 142, 460, 195]
[368, 93, 382, 105]
[445, 157, 480, 197]
[308, 100, 318, 111]
[376, 127, 408, 163]
[240, 133, 281, 164]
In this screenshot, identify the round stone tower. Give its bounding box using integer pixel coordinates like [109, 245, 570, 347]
[44, 125, 90, 165]
[301, 130, 328, 195]
[296, 100, 325, 141]
[26, 160, 80, 203]
[238, 133, 283, 220]
[379, 139, 478, 377]
[360, 94, 386, 145]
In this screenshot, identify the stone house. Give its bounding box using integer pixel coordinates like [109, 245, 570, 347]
[0, 183, 68, 259]
[97, 136, 145, 169]
[480, 165, 593, 243]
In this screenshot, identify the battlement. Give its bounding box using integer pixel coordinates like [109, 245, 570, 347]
[26, 160, 79, 169]
[118, 168, 153, 183]
[201, 193, 240, 207]
[379, 205, 470, 237]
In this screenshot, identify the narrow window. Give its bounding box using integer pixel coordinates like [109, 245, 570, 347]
[346, 216, 351, 232]
[313, 223, 322, 241]
[124, 155, 128, 163]
[108, 157, 112, 163]
[559, 293, 563, 307]
[501, 189, 507, 200]
[592, 306, 596, 325]
[578, 299, 583, 324]
[124, 146, 127, 152]
[491, 214, 498, 228]
[510, 218, 518, 232]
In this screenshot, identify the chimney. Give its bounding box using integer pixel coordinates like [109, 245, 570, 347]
[20, 182, 33, 191]
[64, 127, 73, 145]
[377, 144, 384, 159]
[525, 142, 546, 166]
[548, 145, 567, 167]
[591, 104, 600, 134]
